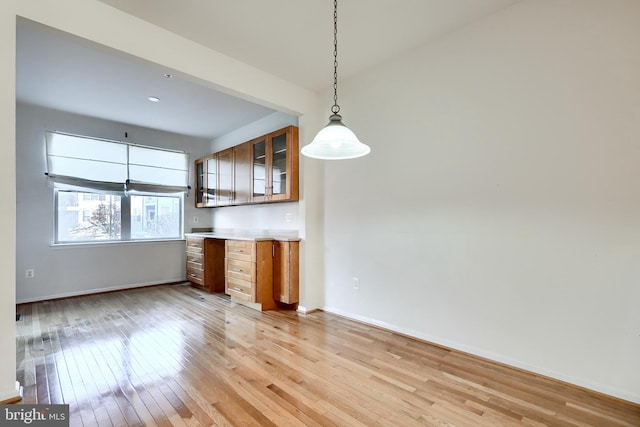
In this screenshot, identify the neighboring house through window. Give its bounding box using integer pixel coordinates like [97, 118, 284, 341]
[46, 131, 189, 243]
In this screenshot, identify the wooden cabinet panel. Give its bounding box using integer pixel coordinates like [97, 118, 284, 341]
[273, 240, 299, 304]
[233, 142, 252, 205]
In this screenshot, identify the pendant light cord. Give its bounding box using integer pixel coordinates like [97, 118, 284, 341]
[331, 0, 340, 115]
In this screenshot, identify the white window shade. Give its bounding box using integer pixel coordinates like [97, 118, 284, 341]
[46, 132, 127, 193]
[45, 131, 189, 194]
[127, 145, 189, 193]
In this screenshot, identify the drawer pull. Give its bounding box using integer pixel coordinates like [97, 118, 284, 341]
[232, 268, 243, 272]
[190, 258, 198, 262]
[233, 249, 244, 253]
[233, 287, 243, 292]
[190, 273, 197, 277]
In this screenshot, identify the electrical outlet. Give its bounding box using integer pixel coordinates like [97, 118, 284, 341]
[25, 269, 35, 279]
[193, 216, 199, 223]
[353, 277, 360, 290]
[285, 213, 293, 222]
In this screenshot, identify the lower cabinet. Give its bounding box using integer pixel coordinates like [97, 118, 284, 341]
[273, 240, 299, 304]
[186, 236, 225, 293]
[187, 235, 300, 311]
[225, 240, 277, 311]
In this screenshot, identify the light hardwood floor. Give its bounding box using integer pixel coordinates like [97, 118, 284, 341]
[16, 283, 640, 426]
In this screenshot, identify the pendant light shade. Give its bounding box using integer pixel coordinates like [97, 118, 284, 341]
[301, 114, 370, 160]
[301, 0, 371, 160]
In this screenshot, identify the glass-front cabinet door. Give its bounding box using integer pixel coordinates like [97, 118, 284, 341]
[195, 158, 205, 207]
[216, 148, 234, 206]
[250, 126, 299, 203]
[252, 138, 267, 202]
[270, 131, 288, 200]
[205, 155, 217, 207]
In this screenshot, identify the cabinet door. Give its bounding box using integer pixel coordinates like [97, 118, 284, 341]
[194, 158, 206, 207]
[273, 240, 299, 304]
[205, 155, 217, 207]
[216, 148, 234, 206]
[233, 142, 251, 205]
[269, 127, 299, 202]
[270, 131, 288, 200]
[251, 138, 268, 203]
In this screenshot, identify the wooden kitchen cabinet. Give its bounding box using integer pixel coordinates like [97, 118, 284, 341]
[186, 236, 225, 292]
[233, 142, 252, 205]
[194, 157, 206, 207]
[273, 240, 299, 304]
[216, 147, 234, 206]
[194, 155, 217, 207]
[250, 126, 299, 203]
[225, 240, 276, 311]
[195, 126, 298, 208]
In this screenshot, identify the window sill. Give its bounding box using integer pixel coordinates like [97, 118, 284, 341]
[50, 238, 185, 249]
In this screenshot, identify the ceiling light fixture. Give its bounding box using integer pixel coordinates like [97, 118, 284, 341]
[301, 0, 370, 160]
[147, 96, 160, 102]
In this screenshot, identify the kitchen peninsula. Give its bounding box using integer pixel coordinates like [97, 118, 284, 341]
[185, 230, 300, 311]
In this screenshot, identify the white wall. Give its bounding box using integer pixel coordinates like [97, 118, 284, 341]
[16, 103, 212, 303]
[0, 0, 19, 403]
[323, 0, 640, 403]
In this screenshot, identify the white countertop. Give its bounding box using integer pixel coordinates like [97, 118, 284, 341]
[185, 230, 300, 242]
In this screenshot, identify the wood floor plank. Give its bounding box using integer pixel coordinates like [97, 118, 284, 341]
[15, 283, 640, 426]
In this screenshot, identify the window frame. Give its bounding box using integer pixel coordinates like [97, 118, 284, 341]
[54, 189, 184, 245]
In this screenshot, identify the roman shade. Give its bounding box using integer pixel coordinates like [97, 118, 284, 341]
[45, 131, 189, 194]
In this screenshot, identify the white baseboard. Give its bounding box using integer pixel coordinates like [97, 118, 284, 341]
[322, 305, 640, 405]
[0, 381, 22, 403]
[16, 279, 184, 304]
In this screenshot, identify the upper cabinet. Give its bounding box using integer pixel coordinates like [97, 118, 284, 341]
[251, 126, 299, 204]
[195, 155, 217, 208]
[194, 126, 298, 208]
[233, 142, 252, 205]
[195, 157, 206, 207]
[216, 148, 234, 207]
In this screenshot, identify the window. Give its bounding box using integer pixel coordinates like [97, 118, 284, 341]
[56, 191, 183, 242]
[47, 132, 188, 243]
[57, 191, 122, 242]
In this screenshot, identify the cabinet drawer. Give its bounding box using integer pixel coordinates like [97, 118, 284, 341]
[186, 252, 203, 265]
[187, 260, 203, 272]
[186, 265, 204, 285]
[226, 276, 254, 301]
[186, 237, 204, 254]
[225, 258, 255, 282]
[225, 240, 255, 262]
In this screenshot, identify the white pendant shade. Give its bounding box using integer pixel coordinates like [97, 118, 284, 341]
[301, 114, 371, 160]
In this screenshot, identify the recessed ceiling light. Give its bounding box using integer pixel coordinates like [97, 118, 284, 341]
[148, 96, 160, 102]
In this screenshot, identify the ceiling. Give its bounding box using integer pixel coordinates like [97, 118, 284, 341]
[16, 0, 521, 140]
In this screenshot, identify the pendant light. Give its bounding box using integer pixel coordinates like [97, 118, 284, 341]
[301, 0, 371, 160]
